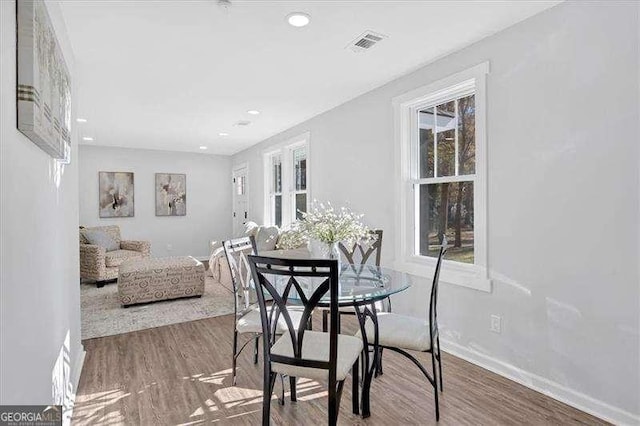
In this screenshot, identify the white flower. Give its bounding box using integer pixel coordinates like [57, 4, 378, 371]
[276, 223, 308, 250]
[296, 201, 375, 246]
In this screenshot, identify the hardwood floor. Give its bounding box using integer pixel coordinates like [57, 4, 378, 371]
[73, 314, 607, 425]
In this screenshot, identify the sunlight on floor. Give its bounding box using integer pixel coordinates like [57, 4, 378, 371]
[185, 368, 232, 385]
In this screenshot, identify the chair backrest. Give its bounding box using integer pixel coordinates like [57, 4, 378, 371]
[338, 229, 383, 268]
[222, 237, 257, 312]
[80, 225, 121, 245]
[429, 247, 447, 342]
[247, 256, 340, 382]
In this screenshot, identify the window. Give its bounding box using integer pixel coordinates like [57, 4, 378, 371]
[394, 63, 490, 291]
[417, 95, 475, 264]
[292, 146, 307, 221]
[264, 134, 310, 227]
[268, 154, 283, 227]
[235, 175, 246, 196]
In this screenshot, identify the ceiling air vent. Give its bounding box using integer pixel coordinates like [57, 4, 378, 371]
[235, 120, 251, 126]
[346, 31, 387, 53]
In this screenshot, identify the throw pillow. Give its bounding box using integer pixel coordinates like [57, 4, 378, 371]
[82, 229, 119, 252]
[255, 226, 279, 252]
[244, 221, 259, 237]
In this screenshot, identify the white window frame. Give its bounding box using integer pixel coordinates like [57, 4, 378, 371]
[393, 62, 491, 292]
[263, 132, 310, 227]
[290, 145, 309, 221]
[266, 153, 283, 226]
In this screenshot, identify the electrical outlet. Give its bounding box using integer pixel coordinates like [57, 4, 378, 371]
[490, 315, 502, 333]
[166, 243, 173, 251]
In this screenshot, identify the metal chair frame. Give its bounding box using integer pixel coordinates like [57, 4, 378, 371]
[247, 255, 360, 426]
[322, 230, 387, 374]
[365, 247, 447, 421]
[222, 237, 260, 386]
[322, 229, 386, 329]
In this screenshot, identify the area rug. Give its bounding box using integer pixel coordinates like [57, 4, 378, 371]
[81, 276, 235, 340]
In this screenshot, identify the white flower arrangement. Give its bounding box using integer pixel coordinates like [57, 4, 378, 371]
[298, 201, 374, 247]
[276, 224, 308, 250]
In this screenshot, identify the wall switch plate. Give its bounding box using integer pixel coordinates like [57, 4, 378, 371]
[490, 314, 502, 333]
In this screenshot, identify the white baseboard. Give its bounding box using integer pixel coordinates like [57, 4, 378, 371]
[440, 339, 639, 426]
[65, 348, 86, 426]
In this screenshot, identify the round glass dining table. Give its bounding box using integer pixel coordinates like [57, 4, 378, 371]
[274, 264, 412, 305]
[264, 264, 413, 418]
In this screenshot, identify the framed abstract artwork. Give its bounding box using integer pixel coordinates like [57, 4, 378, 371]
[99, 172, 134, 218]
[17, 0, 72, 161]
[155, 173, 186, 216]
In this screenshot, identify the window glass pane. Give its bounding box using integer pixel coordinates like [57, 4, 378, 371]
[436, 100, 456, 177]
[458, 94, 475, 175]
[418, 181, 474, 264]
[274, 194, 282, 227]
[236, 176, 245, 195]
[272, 156, 282, 193]
[293, 147, 307, 191]
[419, 107, 434, 178]
[295, 193, 307, 220]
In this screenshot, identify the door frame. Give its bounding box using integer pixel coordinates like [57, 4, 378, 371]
[232, 163, 249, 235]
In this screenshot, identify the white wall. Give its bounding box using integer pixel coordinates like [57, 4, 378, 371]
[78, 145, 232, 259]
[0, 0, 83, 421]
[232, 1, 640, 423]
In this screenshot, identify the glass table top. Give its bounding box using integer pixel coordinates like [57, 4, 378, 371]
[261, 264, 412, 306]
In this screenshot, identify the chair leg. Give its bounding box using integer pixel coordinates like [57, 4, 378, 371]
[322, 310, 328, 332]
[437, 335, 443, 392]
[385, 346, 440, 421]
[254, 335, 260, 365]
[263, 371, 276, 426]
[430, 351, 440, 421]
[376, 348, 384, 377]
[328, 381, 338, 426]
[232, 330, 238, 386]
[290, 376, 297, 402]
[352, 358, 360, 415]
[336, 380, 345, 420]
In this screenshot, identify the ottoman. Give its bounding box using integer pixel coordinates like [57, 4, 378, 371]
[118, 256, 205, 306]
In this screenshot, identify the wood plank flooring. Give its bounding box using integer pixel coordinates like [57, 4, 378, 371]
[73, 314, 608, 425]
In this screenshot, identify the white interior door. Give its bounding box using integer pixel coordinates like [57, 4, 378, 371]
[232, 166, 248, 236]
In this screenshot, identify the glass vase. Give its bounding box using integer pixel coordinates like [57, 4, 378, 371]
[329, 242, 342, 272]
[308, 238, 342, 271]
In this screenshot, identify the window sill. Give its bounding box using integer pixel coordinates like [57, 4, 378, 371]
[393, 259, 492, 293]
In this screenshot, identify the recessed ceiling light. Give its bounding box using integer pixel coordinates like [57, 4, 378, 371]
[219, 132, 229, 137]
[199, 146, 208, 150]
[247, 110, 260, 115]
[76, 118, 87, 123]
[82, 136, 94, 141]
[286, 12, 310, 28]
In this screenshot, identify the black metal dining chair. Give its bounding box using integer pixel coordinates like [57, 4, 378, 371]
[247, 255, 363, 426]
[356, 247, 447, 421]
[223, 237, 308, 387]
[322, 229, 385, 332]
[222, 237, 261, 386]
[322, 230, 387, 374]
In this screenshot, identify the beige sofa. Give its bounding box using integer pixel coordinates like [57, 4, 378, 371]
[209, 223, 309, 289]
[80, 225, 151, 287]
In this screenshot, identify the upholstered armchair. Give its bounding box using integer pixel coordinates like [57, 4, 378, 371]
[79, 225, 151, 287]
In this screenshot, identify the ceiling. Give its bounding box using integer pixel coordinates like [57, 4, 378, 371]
[60, 0, 560, 155]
